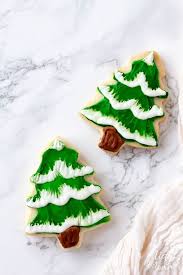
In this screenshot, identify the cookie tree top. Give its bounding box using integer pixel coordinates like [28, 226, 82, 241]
[81, 51, 168, 152]
[26, 138, 110, 248]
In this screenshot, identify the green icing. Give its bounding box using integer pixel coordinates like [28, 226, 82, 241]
[28, 142, 110, 231]
[84, 98, 158, 144]
[30, 197, 110, 229]
[82, 55, 168, 146]
[31, 146, 93, 181]
[101, 83, 155, 112]
[123, 59, 162, 91]
[28, 176, 100, 203]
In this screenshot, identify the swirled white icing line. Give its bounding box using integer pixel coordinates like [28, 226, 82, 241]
[143, 51, 154, 65]
[27, 184, 101, 207]
[81, 109, 157, 146]
[50, 138, 64, 151]
[114, 71, 166, 97]
[26, 209, 110, 233]
[98, 86, 163, 120]
[31, 161, 94, 184]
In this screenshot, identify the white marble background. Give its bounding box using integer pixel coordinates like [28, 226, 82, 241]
[1, 1, 183, 274]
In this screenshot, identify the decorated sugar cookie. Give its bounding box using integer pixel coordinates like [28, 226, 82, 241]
[81, 51, 168, 152]
[26, 138, 110, 248]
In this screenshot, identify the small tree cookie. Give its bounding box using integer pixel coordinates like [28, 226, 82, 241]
[81, 51, 168, 152]
[26, 138, 110, 248]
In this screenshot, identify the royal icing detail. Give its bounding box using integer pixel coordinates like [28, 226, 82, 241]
[98, 86, 163, 120]
[26, 138, 110, 234]
[26, 209, 109, 233]
[31, 160, 94, 183]
[50, 138, 64, 151]
[81, 109, 157, 146]
[81, 51, 168, 147]
[99, 127, 125, 152]
[27, 184, 101, 207]
[114, 72, 166, 97]
[143, 51, 154, 65]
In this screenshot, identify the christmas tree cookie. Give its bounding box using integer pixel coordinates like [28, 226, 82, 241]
[26, 138, 110, 248]
[81, 51, 168, 152]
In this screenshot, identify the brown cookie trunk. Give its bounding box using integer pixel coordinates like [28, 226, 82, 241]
[58, 226, 80, 248]
[99, 126, 125, 152]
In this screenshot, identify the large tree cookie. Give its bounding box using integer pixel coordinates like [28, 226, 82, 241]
[81, 51, 168, 153]
[26, 137, 110, 249]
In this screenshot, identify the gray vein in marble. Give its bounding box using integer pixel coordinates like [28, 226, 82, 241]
[0, 56, 72, 109]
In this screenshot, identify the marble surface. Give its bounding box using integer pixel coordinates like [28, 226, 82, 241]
[1, 1, 183, 275]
